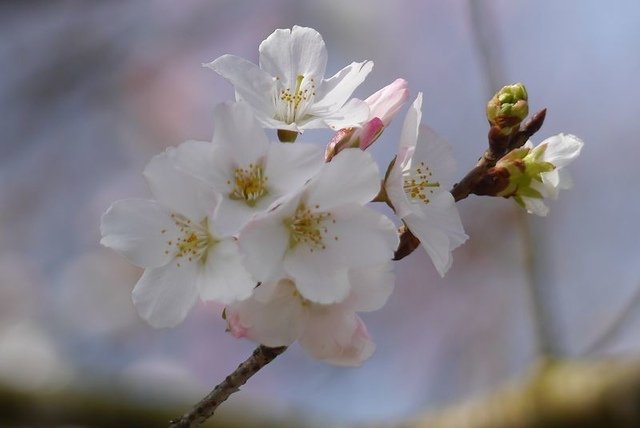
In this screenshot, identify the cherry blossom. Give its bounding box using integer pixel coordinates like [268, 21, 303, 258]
[205, 26, 372, 132]
[385, 93, 468, 276]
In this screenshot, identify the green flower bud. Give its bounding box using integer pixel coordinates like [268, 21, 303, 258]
[486, 83, 529, 134]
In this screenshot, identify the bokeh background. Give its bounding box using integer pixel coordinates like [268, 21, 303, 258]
[1, 0, 639, 426]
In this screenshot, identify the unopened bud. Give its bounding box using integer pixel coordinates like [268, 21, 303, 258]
[486, 83, 529, 134]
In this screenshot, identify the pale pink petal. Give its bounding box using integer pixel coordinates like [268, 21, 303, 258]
[300, 309, 375, 367]
[197, 239, 255, 304]
[225, 280, 306, 347]
[346, 262, 395, 312]
[100, 199, 178, 268]
[365, 78, 409, 126]
[132, 258, 199, 328]
[284, 249, 351, 304]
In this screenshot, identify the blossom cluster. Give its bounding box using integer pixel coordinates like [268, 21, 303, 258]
[100, 26, 581, 366]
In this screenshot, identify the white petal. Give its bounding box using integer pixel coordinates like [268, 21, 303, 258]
[305, 149, 380, 211]
[264, 142, 324, 197]
[212, 197, 261, 236]
[212, 101, 270, 164]
[259, 26, 327, 88]
[385, 156, 414, 219]
[205, 55, 275, 119]
[315, 98, 371, 131]
[197, 239, 255, 304]
[284, 250, 351, 304]
[522, 196, 550, 216]
[225, 280, 306, 347]
[237, 199, 297, 282]
[132, 259, 199, 328]
[412, 125, 457, 189]
[539, 133, 584, 168]
[143, 148, 214, 222]
[404, 193, 468, 277]
[168, 140, 216, 185]
[311, 61, 374, 112]
[398, 93, 422, 156]
[300, 309, 375, 366]
[100, 199, 177, 268]
[326, 204, 399, 269]
[346, 262, 395, 312]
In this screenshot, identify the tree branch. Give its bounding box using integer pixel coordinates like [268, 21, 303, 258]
[169, 345, 287, 428]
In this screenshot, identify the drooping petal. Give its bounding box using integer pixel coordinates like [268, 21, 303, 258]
[131, 259, 199, 328]
[299, 308, 374, 367]
[225, 279, 306, 347]
[196, 239, 255, 304]
[521, 196, 550, 216]
[143, 147, 215, 222]
[259, 26, 327, 88]
[346, 262, 395, 313]
[100, 199, 178, 268]
[311, 61, 373, 112]
[205, 55, 275, 119]
[305, 149, 381, 211]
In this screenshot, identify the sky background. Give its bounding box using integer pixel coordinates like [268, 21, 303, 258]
[1, 0, 639, 426]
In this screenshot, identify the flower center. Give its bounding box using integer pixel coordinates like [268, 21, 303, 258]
[164, 213, 212, 265]
[284, 203, 334, 252]
[403, 161, 440, 204]
[228, 162, 268, 206]
[274, 74, 316, 124]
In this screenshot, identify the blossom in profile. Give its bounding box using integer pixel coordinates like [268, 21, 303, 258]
[225, 263, 394, 366]
[206, 26, 373, 132]
[239, 148, 398, 304]
[493, 133, 584, 216]
[100, 144, 254, 328]
[385, 93, 468, 276]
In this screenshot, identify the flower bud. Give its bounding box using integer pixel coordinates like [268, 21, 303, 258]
[325, 79, 409, 161]
[486, 83, 529, 134]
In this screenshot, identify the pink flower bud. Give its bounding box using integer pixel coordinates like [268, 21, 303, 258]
[325, 79, 409, 160]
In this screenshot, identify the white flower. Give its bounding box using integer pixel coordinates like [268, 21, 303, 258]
[170, 101, 325, 235]
[385, 93, 468, 276]
[205, 26, 373, 132]
[225, 263, 394, 366]
[239, 148, 399, 304]
[100, 144, 255, 328]
[518, 133, 584, 216]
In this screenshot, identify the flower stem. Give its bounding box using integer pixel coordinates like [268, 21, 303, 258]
[168, 345, 287, 428]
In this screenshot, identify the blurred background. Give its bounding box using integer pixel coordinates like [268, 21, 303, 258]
[1, 0, 639, 426]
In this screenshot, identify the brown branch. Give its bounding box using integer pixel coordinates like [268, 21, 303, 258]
[168, 345, 287, 428]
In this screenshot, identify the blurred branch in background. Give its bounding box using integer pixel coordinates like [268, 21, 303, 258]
[0, 383, 295, 428]
[405, 358, 640, 428]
